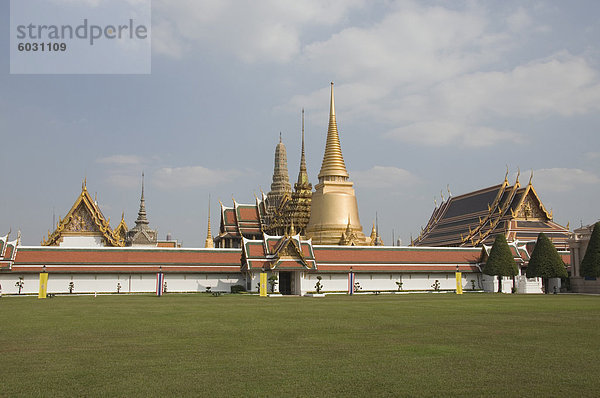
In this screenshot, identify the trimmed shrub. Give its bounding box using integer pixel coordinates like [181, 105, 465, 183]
[230, 284, 246, 294]
[526, 232, 567, 293]
[483, 234, 518, 293]
[580, 222, 600, 278]
[483, 234, 518, 276]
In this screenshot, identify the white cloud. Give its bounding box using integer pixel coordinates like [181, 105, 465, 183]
[154, 166, 242, 189]
[97, 155, 144, 165]
[385, 121, 523, 148]
[352, 166, 419, 189]
[152, 0, 364, 63]
[507, 7, 532, 32]
[431, 53, 600, 119]
[584, 152, 600, 160]
[105, 173, 141, 189]
[531, 168, 599, 193]
[302, 4, 498, 86]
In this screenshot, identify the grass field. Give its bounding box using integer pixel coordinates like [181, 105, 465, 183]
[1, 293, 599, 397]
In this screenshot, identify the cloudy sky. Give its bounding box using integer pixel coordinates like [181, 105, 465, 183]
[2, 0, 599, 246]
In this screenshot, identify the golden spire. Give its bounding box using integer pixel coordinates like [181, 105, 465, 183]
[205, 195, 214, 248]
[297, 108, 309, 185]
[318, 82, 349, 181]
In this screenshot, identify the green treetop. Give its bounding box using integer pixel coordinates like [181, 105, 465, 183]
[483, 234, 518, 277]
[526, 232, 567, 279]
[580, 222, 600, 278]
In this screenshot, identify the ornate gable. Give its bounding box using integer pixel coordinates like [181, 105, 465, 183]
[513, 185, 552, 221]
[242, 233, 316, 271]
[113, 213, 128, 245]
[42, 180, 123, 247]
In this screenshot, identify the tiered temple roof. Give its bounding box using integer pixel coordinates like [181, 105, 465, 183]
[42, 180, 125, 247]
[412, 172, 570, 250]
[214, 197, 266, 248]
[242, 233, 317, 271]
[0, 231, 20, 270]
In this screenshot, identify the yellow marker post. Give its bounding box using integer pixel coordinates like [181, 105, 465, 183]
[455, 271, 463, 295]
[39, 273, 48, 299]
[259, 272, 267, 297]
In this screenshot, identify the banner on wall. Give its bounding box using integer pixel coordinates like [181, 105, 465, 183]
[38, 272, 48, 299]
[259, 273, 267, 297]
[455, 271, 463, 295]
[156, 272, 164, 296]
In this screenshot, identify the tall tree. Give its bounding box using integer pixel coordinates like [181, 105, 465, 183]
[580, 222, 600, 278]
[526, 232, 568, 293]
[483, 234, 519, 293]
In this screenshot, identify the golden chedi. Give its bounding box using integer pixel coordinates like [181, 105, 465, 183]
[306, 83, 368, 245]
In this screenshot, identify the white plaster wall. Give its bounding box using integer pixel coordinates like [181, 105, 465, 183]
[0, 273, 41, 295]
[59, 236, 104, 247]
[0, 273, 246, 294]
[164, 273, 245, 293]
[482, 275, 515, 293]
[302, 272, 482, 293]
[303, 273, 349, 292]
[0, 271, 486, 295]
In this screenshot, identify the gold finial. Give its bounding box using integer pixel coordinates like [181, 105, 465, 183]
[440, 190, 444, 202]
[121, 211, 125, 221]
[447, 184, 452, 197]
[528, 169, 533, 186]
[317, 82, 349, 181]
[434, 197, 437, 207]
[82, 177, 87, 191]
[516, 167, 520, 184]
[504, 165, 509, 183]
[289, 218, 296, 236]
[205, 195, 214, 248]
[566, 221, 570, 230]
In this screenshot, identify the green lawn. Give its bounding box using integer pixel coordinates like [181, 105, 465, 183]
[1, 293, 599, 397]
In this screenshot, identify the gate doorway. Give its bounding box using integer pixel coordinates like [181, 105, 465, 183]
[279, 272, 293, 295]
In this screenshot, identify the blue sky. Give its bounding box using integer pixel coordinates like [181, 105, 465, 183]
[1, 0, 599, 246]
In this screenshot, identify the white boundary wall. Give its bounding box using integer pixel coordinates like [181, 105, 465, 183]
[301, 272, 482, 294]
[1, 271, 484, 295]
[0, 273, 246, 295]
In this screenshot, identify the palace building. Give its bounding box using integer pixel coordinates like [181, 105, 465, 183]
[0, 83, 572, 296]
[412, 171, 570, 250]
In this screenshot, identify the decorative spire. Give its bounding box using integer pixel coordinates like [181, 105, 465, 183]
[370, 223, 377, 243]
[318, 82, 349, 181]
[267, 134, 292, 209]
[135, 172, 149, 226]
[297, 108, 309, 185]
[205, 195, 214, 248]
